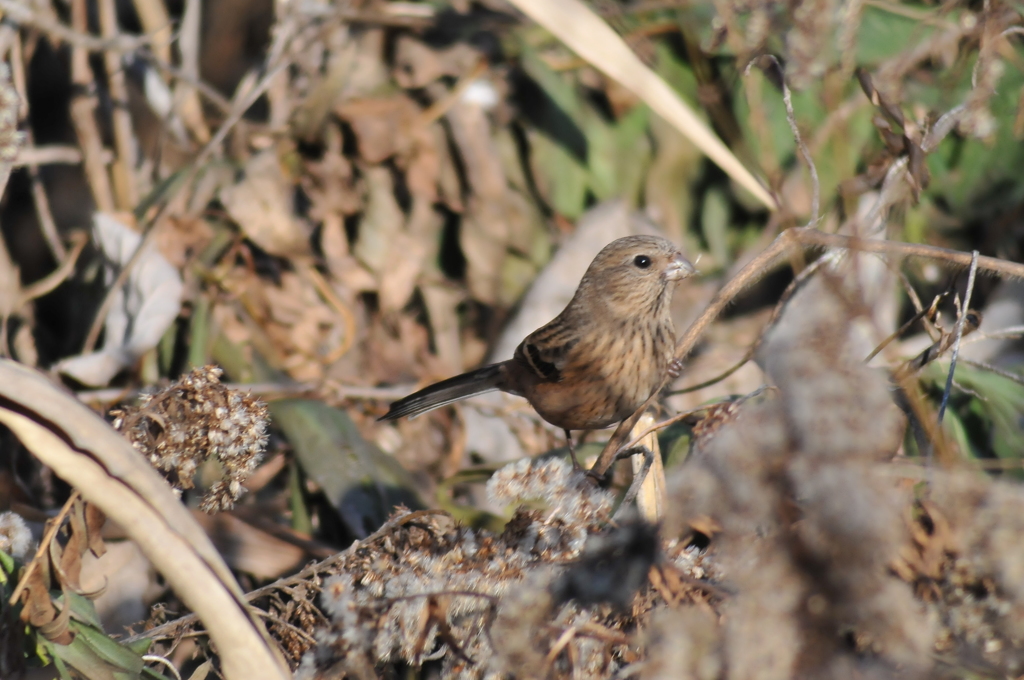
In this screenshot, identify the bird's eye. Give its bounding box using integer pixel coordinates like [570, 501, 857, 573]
[634, 255, 652, 269]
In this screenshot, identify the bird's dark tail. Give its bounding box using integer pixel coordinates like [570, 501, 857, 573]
[379, 364, 506, 421]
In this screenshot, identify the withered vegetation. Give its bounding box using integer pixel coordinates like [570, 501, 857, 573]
[0, 0, 1022, 679]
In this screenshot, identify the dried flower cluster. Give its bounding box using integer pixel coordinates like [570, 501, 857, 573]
[296, 459, 710, 679]
[111, 366, 268, 512]
[487, 458, 616, 554]
[923, 472, 1024, 672]
[0, 511, 31, 559]
[0, 64, 23, 164]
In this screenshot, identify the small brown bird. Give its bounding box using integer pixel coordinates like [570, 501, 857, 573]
[380, 235, 696, 467]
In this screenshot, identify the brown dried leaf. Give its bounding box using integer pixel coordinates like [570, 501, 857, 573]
[155, 216, 215, 269]
[60, 506, 87, 589]
[446, 98, 513, 304]
[85, 503, 106, 558]
[336, 97, 420, 164]
[405, 123, 443, 203]
[303, 124, 363, 219]
[191, 510, 309, 580]
[19, 565, 59, 629]
[379, 198, 443, 312]
[393, 36, 482, 89]
[219, 149, 312, 258]
[420, 283, 464, 375]
[353, 165, 405, 275]
[38, 586, 74, 645]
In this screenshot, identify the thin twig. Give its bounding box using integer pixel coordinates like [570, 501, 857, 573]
[750, 56, 820, 225]
[668, 352, 752, 395]
[959, 359, 1024, 387]
[937, 250, 979, 423]
[252, 610, 318, 646]
[962, 324, 1024, 344]
[99, 0, 139, 209]
[296, 5, 436, 27]
[11, 145, 112, 167]
[418, 59, 489, 127]
[0, 0, 157, 53]
[896, 269, 941, 339]
[864, 293, 945, 363]
[194, 57, 293, 169]
[142, 655, 182, 680]
[9, 491, 81, 606]
[9, 36, 65, 261]
[68, 0, 116, 213]
[18, 232, 88, 305]
[141, 53, 232, 114]
[620, 406, 711, 452]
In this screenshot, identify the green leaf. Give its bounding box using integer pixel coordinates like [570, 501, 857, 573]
[701, 189, 731, 268]
[126, 638, 153, 657]
[63, 591, 104, 630]
[941, 403, 973, 460]
[518, 47, 591, 217]
[0, 548, 15, 583]
[659, 421, 692, 469]
[72, 622, 146, 673]
[856, 6, 938, 66]
[52, 654, 73, 680]
[937, 362, 1024, 461]
[920, 361, 1024, 462]
[43, 620, 149, 680]
[603, 104, 652, 205]
[925, 64, 1024, 214]
[271, 399, 426, 537]
[528, 131, 590, 217]
[519, 46, 584, 119]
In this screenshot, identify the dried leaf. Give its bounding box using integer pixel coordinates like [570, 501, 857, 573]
[55, 214, 184, 387]
[353, 166, 405, 275]
[393, 36, 481, 89]
[336, 96, 419, 164]
[219, 149, 312, 257]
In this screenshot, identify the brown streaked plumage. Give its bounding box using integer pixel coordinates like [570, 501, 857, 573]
[379, 235, 696, 466]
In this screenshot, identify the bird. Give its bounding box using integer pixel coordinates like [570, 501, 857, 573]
[379, 235, 696, 468]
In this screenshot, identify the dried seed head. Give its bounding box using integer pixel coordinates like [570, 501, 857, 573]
[0, 511, 32, 559]
[113, 365, 269, 512]
[0, 64, 24, 163]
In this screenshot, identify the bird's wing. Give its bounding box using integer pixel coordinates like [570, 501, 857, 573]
[514, 326, 577, 382]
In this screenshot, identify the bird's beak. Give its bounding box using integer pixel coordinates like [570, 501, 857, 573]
[664, 253, 697, 281]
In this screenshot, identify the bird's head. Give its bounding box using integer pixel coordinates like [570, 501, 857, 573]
[576, 235, 696, 313]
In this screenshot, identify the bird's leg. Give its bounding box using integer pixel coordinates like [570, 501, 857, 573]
[565, 429, 582, 470]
